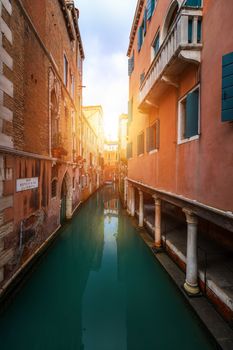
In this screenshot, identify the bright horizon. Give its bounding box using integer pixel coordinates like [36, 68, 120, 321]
[75, 0, 136, 140]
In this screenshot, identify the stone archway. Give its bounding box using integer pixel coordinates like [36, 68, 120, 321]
[60, 171, 73, 223]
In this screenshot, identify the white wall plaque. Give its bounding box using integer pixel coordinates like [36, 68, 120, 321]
[16, 177, 39, 192]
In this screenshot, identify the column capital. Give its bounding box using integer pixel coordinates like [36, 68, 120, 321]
[183, 208, 198, 225]
[152, 194, 161, 205]
[138, 188, 143, 196]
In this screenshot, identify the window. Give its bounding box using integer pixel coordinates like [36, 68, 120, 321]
[128, 52, 134, 76]
[128, 98, 133, 124]
[147, 0, 157, 20]
[127, 142, 133, 159]
[137, 26, 143, 52]
[137, 132, 145, 156]
[185, 0, 202, 7]
[140, 72, 145, 87]
[222, 52, 233, 122]
[71, 74, 75, 98]
[178, 87, 200, 143]
[51, 179, 57, 198]
[146, 120, 160, 152]
[64, 54, 68, 87]
[152, 31, 160, 60]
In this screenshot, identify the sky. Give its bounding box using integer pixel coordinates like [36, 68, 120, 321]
[74, 0, 137, 140]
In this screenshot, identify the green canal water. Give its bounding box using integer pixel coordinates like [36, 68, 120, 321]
[0, 186, 217, 350]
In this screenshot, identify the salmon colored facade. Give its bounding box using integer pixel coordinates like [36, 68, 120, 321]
[127, 0, 233, 213]
[126, 0, 233, 321]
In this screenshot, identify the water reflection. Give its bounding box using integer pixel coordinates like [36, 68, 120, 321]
[0, 185, 216, 350]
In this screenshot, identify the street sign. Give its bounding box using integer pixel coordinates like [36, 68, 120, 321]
[16, 177, 39, 192]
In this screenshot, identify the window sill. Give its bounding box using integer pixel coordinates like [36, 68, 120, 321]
[178, 135, 200, 145]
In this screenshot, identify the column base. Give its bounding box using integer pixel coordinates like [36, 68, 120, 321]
[152, 244, 164, 254]
[183, 281, 201, 297]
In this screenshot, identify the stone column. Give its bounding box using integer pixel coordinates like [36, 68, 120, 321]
[130, 186, 135, 217]
[66, 195, 73, 219]
[138, 189, 144, 227]
[153, 195, 162, 248]
[127, 184, 131, 214]
[183, 209, 200, 295]
[124, 178, 128, 207]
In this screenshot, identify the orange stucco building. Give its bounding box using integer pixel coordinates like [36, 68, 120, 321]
[126, 0, 233, 321]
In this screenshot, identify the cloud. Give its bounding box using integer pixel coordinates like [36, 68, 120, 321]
[74, 0, 136, 139]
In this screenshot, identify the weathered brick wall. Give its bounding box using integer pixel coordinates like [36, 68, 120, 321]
[0, 0, 84, 289]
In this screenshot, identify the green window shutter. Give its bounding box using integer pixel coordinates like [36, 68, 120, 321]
[153, 32, 160, 56]
[144, 8, 147, 34]
[185, 89, 199, 138]
[155, 120, 160, 149]
[185, 0, 202, 7]
[137, 26, 143, 51]
[188, 18, 193, 43]
[222, 52, 233, 122]
[147, 0, 152, 20]
[197, 19, 202, 43]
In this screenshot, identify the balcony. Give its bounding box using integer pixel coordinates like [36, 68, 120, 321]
[139, 7, 203, 109]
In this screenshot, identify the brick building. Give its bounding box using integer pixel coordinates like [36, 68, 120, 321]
[82, 105, 105, 191]
[0, 0, 84, 289]
[126, 0, 233, 321]
[103, 141, 119, 183]
[118, 114, 128, 200]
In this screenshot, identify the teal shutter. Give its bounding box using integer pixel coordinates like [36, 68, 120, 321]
[188, 18, 193, 43]
[147, 0, 156, 20]
[147, 0, 152, 20]
[144, 8, 147, 34]
[153, 33, 160, 56]
[222, 52, 233, 122]
[185, 89, 199, 138]
[197, 19, 202, 43]
[137, 26, 143, 51]
[185, 0, 202, 6]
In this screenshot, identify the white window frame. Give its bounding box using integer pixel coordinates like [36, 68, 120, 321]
[177, 84, 200, 145]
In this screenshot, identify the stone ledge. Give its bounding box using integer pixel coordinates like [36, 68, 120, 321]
[0, 195, 12, 211]
[0, 248, 13, 268]
[0, 18, 12, 44]
[0, 221, 13, 239]
[1, 0, 12, 15]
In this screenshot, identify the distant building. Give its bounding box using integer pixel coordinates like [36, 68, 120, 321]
[0, 0, 84, 287]
[126, 0, 233, 321]
[82, 105, 105, 187]
[118, 114, 128, 199]
[103, 141, 118, 183]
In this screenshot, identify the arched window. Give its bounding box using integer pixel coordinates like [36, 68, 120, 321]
[161, 1, 180, 42]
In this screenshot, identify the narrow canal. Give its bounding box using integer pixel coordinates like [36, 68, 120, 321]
[0, 186, 217, 350]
